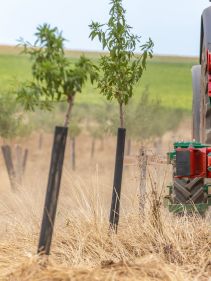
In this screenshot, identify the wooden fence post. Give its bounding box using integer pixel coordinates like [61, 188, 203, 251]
[139, 147, 147, 216]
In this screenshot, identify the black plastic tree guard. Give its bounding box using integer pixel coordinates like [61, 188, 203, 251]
[109, 128, 126, 232]
[38, 126, 68, 254]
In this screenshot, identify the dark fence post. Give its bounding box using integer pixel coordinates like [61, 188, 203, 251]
[1, 145, 17, 191]
[22, 149, 28, 175]
[38, 126, 68, 255]
[16, 145, 23, 184]
[109, 128, 126, 232]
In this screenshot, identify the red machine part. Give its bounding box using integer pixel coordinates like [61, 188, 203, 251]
[176, 147, 211, 178]
[208, 152, 211, 167]
[207, 50, 211, 97]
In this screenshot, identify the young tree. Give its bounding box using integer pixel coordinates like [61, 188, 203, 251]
[90, 0, 153, 231]
[89, 0, 153, 128]
[17, 23, 98, 126]
[88, 102, 116, 157]
[88, 125, 104, 159]
[133, 87, 184, 142]
[17, 23, 98, 255]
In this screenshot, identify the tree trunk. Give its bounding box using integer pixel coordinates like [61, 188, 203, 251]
[64, 95, 74, 127]
[119, 103, 124, 128]
[71, 137, 76, 171]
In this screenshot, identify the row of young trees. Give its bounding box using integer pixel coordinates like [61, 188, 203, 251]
[1, 0, 154, 253]
[0, 93, 183, 149]
[0, 0, 183, 257]
[0, 95, 182, 170]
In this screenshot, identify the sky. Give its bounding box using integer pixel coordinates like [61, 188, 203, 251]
[0, 0, 210, 56]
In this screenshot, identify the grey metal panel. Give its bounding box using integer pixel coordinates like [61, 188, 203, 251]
[200, 7, 211, 63]
[176, 150, 191, 177]
[191, 65, 201, 142]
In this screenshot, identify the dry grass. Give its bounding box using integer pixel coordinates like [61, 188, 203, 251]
[0, 44, 198, 62]
[0, 173, 210, 281]
[0, 123, 210, 281]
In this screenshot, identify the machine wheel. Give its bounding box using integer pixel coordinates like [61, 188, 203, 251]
[201, 37, 211, 144]
[192, 65, 201, 142]
[171, 178, 207, 204]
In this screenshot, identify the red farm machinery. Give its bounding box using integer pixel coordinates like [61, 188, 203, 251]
[165, 3, 211, 215]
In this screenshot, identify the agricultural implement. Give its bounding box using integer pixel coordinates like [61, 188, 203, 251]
[165, 3, 211, 215]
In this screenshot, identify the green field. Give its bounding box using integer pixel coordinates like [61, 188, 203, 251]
[0, 46, 198, 111]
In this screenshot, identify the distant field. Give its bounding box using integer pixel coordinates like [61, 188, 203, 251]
[0, 45, 198, 111]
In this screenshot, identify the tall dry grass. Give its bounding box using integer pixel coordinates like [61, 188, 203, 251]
[0, 160, 210, 280]
[0, 127, 210, 280]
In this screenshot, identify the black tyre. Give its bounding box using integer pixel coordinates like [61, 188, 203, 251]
[192, 65, 201, 142]
[171, 178, 207, 205]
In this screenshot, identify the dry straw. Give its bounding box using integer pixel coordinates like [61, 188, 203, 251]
[0, 148, 210, 280]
